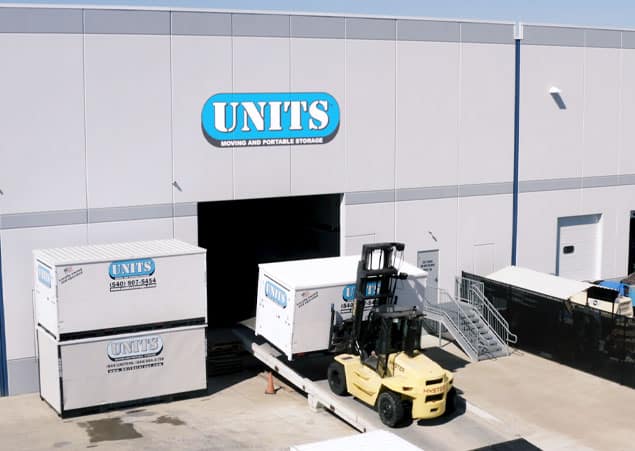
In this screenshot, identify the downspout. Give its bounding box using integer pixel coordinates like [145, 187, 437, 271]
[511, 23, 523, 266]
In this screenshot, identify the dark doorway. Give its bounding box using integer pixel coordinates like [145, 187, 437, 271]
[629, 212, 635, 275]
[198, 194, 341, 328]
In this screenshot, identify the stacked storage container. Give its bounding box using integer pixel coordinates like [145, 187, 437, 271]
[33, 240, 207, 416]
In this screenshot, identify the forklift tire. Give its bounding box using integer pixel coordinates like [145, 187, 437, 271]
[444, 387, 457, 416]
[377, 390, 404, 428]
[327, 361, 347, 396]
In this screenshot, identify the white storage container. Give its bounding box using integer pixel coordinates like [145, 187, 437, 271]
[34, 240, 207, 339]
[255, 255, 426, 359]
[37, 324, 207, 416]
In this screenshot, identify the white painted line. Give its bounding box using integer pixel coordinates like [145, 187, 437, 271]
[466, 401, 503, 424]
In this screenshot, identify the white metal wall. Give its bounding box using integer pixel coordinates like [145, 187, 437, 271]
[1, 8, 635, 395]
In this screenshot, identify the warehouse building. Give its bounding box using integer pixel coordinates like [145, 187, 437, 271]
[0, 4, 634, 395]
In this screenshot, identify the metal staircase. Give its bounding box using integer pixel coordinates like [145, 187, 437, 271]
[420, 277, 517, 361]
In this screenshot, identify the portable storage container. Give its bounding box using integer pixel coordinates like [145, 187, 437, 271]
[37, 324, 207, 417]
[34, 240, 207, 339]
[255, 255, 426, 359]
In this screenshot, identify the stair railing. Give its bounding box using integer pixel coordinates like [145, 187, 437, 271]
[421, 287, 481, 360]
[456, 277, 518, 352]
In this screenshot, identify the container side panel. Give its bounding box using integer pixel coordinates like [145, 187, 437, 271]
[1, 225, 87, 361]
[255, 272, 293, 358]
[56, 253, 207, 335]
[34, 259, 59, 338]
[37, 327, 61, 413]
[61, 327, 206, 410]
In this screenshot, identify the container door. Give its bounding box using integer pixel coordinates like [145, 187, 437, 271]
[417, 250, 439, 304]
[556, 214, 602, 281]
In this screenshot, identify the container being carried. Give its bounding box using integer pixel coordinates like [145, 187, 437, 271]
[34, 239, 207, 340]
[255, 255, 426, 360]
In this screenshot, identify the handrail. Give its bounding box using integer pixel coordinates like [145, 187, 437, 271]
[470, 285, 518, 345]
[422, 288, 480, 360]
[456, 277, 518, 351]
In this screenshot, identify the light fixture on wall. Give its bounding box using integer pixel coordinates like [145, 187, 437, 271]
[549, 86, 561, 95]
[549, 85, 566, 109]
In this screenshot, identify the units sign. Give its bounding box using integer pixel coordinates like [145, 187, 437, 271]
[108, 258, 157, 292]
[264, 279, 288, 308]
[201, 92, 340, 148]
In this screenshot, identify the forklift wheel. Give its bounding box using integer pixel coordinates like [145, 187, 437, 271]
[377, 390, 404, 427]
[327, 361, 347, 395]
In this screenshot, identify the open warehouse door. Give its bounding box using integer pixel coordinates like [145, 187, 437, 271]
[198, 194, 342, 329]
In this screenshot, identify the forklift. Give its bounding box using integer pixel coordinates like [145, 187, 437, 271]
[328, 243, 456, 427]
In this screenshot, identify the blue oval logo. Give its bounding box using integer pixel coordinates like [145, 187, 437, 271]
[201, 92, 340, 148]
[265, 280, 288, 308]
[109, 258, 155, 280]
[342, 282, 380, 301]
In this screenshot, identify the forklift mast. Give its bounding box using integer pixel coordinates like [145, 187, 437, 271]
[349, 242, 407, 354]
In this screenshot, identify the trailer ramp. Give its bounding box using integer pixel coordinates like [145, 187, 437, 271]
[232, 323, 376, 433]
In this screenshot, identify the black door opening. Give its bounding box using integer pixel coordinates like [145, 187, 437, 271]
[198, 194, 341, 328]
[629, 212, 635, 275]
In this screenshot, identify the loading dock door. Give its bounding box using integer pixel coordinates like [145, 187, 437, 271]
[198, 194, 341, 328]
[556, 214, 602, 281]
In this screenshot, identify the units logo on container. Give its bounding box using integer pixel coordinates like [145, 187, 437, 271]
[109, 258, 155, 279]
[342, 281, 380, 301]
[107, 335, 163, 361]
[264, 280, 288, 308]
[37, 264, 52, 288]
[108, 258, 157, 292]
[201, 92, 340, 148]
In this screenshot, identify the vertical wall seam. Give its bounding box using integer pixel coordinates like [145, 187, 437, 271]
[511, 38, 521, 265]
[169, 13, 176, 238]
[81, 9, 90, 238]
[393, 21, 398, 241]
[580, 31, 587, 209]
[617, 32, 624, 273]
[456, 24, 463, 275]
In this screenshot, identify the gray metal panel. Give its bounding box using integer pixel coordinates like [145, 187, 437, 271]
[84, 9, 170, 35]
[174, 202, 198, 217]
[0, 210, 86, 230]
[396, 19, 459, 42]
[290, 15, 345, 39]
[459, 182, 513, 197]
[88, 204, 173, 223]
[623, 31, 635, 49]
[396, 186, 457, 202]
[231, 13, 289, 38]
[345, 190, 395, 205]
[519, 177, 581, 192]
[585, 29, 621, 48]
[171, 11, 231, 36]
[7, 357, 38, 395]
[522, 25, 585, 47]
[0, 7, 83, 33]
[581, 175, 619, 188]
[460, 22, 514, 44]
[619, 173, 635, 185]
[346, 17, 396, 40]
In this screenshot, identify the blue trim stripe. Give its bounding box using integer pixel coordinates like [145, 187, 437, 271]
[511, 38, 521, 266]
[0, 237, 8, 396]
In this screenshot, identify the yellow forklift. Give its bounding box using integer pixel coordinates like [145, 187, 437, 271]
[328, 243, 456, 427]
